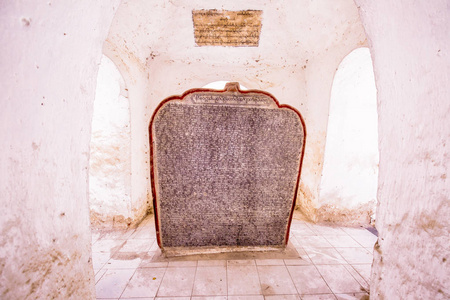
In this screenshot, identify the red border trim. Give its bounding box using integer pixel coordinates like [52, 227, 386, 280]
[148, 85, 306, 248]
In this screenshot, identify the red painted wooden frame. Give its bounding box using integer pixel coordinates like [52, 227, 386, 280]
[148, 83, 306, 249]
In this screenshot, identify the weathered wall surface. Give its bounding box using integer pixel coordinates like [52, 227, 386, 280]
[0, 1, 119, 298]
[89, 55, 133, 228]
[356, 1, 450, 298]
[105, 0, 367, 223]
[319, 47, 378, 225]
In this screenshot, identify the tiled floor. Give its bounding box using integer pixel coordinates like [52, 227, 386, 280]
[92, 212, 376, 300]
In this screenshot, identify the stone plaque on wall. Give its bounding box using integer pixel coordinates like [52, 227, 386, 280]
[150, 83, 305, 251]
[192, 10, 263, 47]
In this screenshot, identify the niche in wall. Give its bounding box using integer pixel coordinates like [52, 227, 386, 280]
[319, 47, 379, 224]
[89, 55, 132, 228]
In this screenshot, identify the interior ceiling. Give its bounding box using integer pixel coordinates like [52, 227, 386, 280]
[105, 0, 367, 69]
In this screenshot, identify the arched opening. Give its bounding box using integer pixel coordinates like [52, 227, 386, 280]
[202, 81, 249, 90]
[89, 54, 132, 228]
[319, 47, 379, 224]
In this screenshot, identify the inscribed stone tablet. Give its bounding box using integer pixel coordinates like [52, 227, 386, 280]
[192, 10, 263, 47]
[150, 83, 305, 250]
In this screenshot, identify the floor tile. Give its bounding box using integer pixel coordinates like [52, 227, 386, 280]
[303, 247, 347, 265]
[192, 266, 227, 296]
[341, 227, 372, 237]
[121, 267, 166, 298]
[335, 248, 373, 264]
[191, 297, 227, 300]
[343, 265, 369, 292]
[140, 260, 169, 268]
[138, 252, 166, 268]
[92, 231, 101, 243]
[99, 229, 134, 240]
[257, 265, 297, 295]
[149, 241, 160, 251]
[95, 268, 136, 299]
[156, 267, 196, 297]
[103, 257, 142, 269]
[289, 236, 302, 247]
[351, 234, 378, 248]
[350, 264, 372, 283]
[264, 295, 300, 300]
[290, 226, 317, 236]
[227, 265, 262, 295]
[310, 225, 347, 236]
[138, 217, 153, 226]
[227, 296, 264, 300]
[323, 236, 361, 248]
[255, 259, 285, 266]
[132, 229, 158, 239]
[120, 298, 154, 300]
[95, 268, 108, 284]
[197, 259, 227, 267]
[335, 293, 370, 300]
[291, 248, 313, 264]
[228, 259, 256, 266]
[297, 236, 333, 248]
[168, 261, 197, 267]
[284, 257, 312, 266]
[316, 265, 364, 294]
[93, 252, 111, 269]
[301, 294, 337, 299]
[93, 239, 126, 253]
[140, 220, 155, 228]
[291, 217, 305, 223]
[93, 214, 375, 300]
[286, 265, 332, 295]
[154, 297, 190, 300]
[118, 239, 155, 253]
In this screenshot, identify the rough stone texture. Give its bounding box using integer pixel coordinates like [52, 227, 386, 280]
[151, 85, 304, 248]
[105, 0, 367, 222]
[315, 202, 375, 226]
[356, 1, 450, 299]
[0, 1, 119, 299]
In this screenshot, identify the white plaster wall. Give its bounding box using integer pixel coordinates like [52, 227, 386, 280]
[319, 47, 378, 223]
[355, 0, 450, 298]
[89, 55, 132, 228]
[105, 0, 368, 222]
[0, 1, 119, 298]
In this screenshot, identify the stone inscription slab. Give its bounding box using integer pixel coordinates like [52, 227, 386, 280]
[150, 83, 305, 249]
[192, 10, 262, 47]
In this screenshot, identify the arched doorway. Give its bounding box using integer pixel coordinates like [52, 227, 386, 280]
[89, 54, 132, 228]
[319, 47, 379, 224]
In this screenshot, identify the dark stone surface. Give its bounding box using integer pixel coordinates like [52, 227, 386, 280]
[151, 86, 304, 248]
